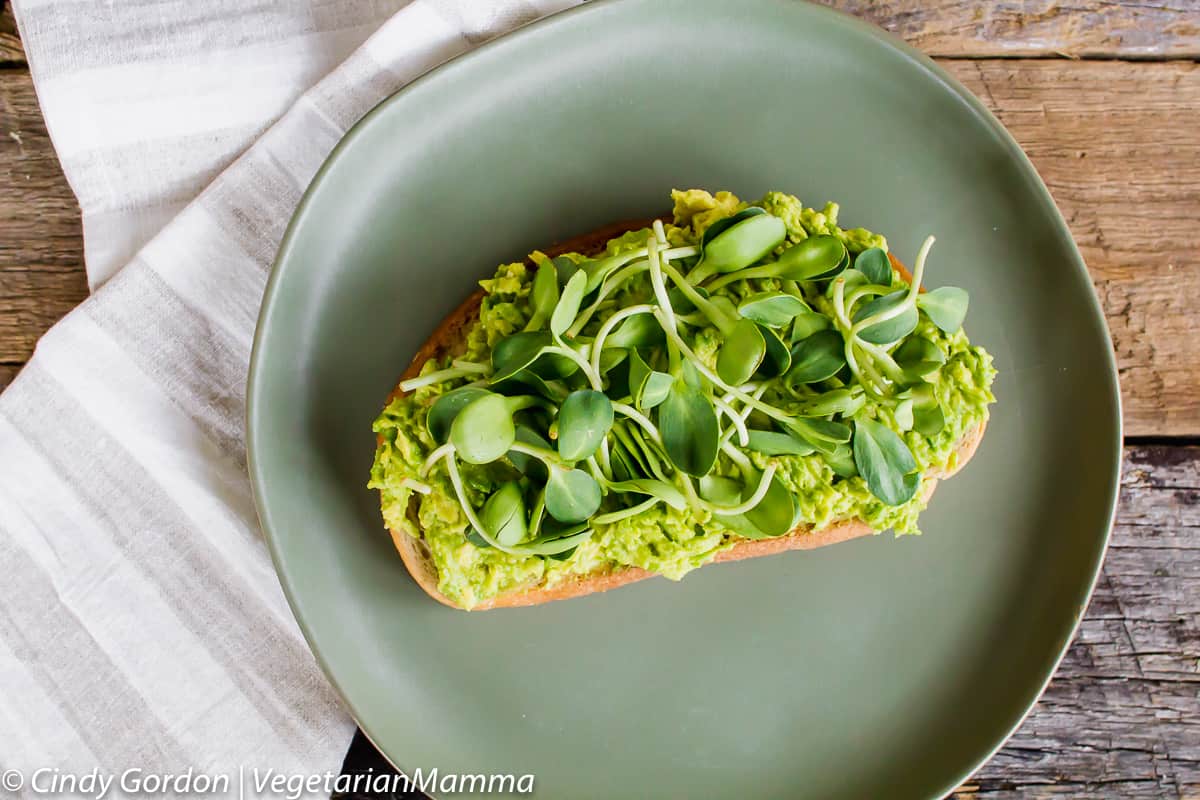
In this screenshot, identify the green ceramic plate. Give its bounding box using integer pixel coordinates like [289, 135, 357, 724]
[248, 1, 1121, 796]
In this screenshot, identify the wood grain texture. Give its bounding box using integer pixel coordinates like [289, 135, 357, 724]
[4, 2, 1195, 63]
[959, 446, 1200, 798]
[0, 71, 88, 367]
[0, 5, 22, 66]
[944, 58, 1200, 437]
[818, 0, 1200, 59]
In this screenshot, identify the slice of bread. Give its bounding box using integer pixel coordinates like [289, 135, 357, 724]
[379, 218, 986, 610]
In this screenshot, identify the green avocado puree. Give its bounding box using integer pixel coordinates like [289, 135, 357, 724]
[370, 189, 995, 608]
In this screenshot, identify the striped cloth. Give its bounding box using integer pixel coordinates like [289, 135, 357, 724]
[1, 0, 579, 792]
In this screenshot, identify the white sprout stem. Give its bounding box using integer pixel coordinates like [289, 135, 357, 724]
[399, 366, 481, 393]
[419, 442, 456, 477]
[611, 402, 664, 445]
[652, 308, 794, 427]
[719, 384, 769, 446]
[830, 278, 879, 394]
[598, 437, 613, 478]
[444, 454, 519, 554]
[592, 497, 660, 526]
[566, 261, 649, 337]
[707, 464, 777, 516]
[400, 477, 432, 495]
[508, 441, 566, 469]
[625, 421, 672, 483]
[845, 283, 891, 312]
[646, 235, 678, 334]
[450, 359, 491, 374]
[719, 439, 752, 471]
[851, 235, 935, 335]
[660, 261, 735, 332]
[856, 339, 907, 383]
[546, 343, 603, 391]
[565, 245, 698, 338]
[586, 455, 610, 489]
[712, 395, 749, 447]
[528, 489, 547, 538]
[588, 303, 655, 377]
[653, 219, 669, 247]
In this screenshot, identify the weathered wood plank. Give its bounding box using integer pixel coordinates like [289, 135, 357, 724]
[0, 5, 23, 66]
[959, 445, 1200, 798]
[0, 363, 17, 391]
[945, 59, 1200, 438]
[820, 1, 1200, 59]
[0, 70, 88, 368]
[2, 2, 1196, 63]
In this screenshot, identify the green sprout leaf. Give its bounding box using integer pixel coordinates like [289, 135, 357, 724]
[698, 211, 787, 276]
[774, 235, 847, 281]
[737, 292, 809, 327]
[793, 387, 865, 418]
[789, 310, 831, 344]
[755, 324, 792, 378]
[852, 417, 921, 506]
[550, 270, 588, 337]
[545, 467, 602, 523]
[521, 523, 593, 555]
[605, 312, 664, 349]
[917, 287, 970, 333]
[854, 290, 919, 345]
[716, 319, 767, 386]
[557, 389, 614, 461]
[659, 380, 720, 477]
[525, 261, 560, 330]
[701, 207, 766, 248]
[742, 472, 798, 537]
[785, 416, 852, 454]
[508, 426, 552, 478]
[701, 473, 796, 539]
[606, 478, 688, 510]
[786, 330, 847, 384]
[912, 405, 945, 436]
[893, 336, 946, 381]
[629, 348, 673, 410]
[745, 429, 817, 456]
[426, 387, 491, 444]
[479, 481, 528, 546]
[824, 442, 858, 478]
[854, 247, 892, 286]
[449, 393, 516, 464]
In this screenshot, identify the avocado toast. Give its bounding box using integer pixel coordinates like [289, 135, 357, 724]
[370, 190, 996, 610]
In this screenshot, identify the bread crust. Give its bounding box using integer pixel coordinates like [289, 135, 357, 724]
[378, 219, 986, 610]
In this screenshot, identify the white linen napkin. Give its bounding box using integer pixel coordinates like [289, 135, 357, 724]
[1, 0, 580, 792]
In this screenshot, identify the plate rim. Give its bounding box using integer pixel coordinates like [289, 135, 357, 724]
[247, 1, 1123, 796]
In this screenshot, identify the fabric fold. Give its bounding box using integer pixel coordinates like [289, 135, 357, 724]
[2, 0, 581, 790]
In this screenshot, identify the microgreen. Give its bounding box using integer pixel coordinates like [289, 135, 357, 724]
[854, 247, 892, 286]
[852, 417, 920, 506]
[557, 390, 614, 461]
[659, 379, 720, 477]
[917, 287, 969, 333]
[787, 330, 847, 384]
[545, 467, 603, 523]
[408, 211, 976, 552]
[449, 393, 516, 464]
[737, 291, 809, 327]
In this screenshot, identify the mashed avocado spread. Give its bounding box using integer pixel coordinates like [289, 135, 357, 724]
[370, 190, 996, 608]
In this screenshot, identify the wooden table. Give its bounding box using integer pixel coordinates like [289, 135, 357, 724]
[1, 2, 1196, 796]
